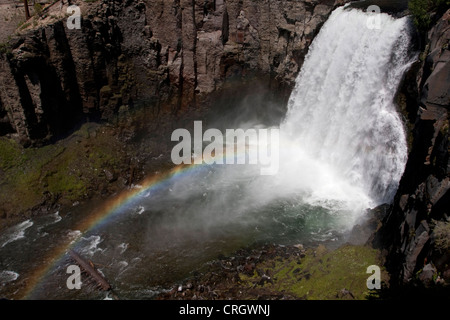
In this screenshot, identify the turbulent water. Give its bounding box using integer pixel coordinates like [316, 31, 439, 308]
[282, 6, 413, 207]
[0, 7, 415, 299]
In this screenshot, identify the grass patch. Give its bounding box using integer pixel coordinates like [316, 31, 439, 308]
[46, 171, 86, 201]
[0, 41, 11, 55]
[0, 137, 23, 169]
[0, 123, 127, 221]
[433, 220, 450, 253]
[18, 21, 31, 31]
[0, 137, 65, 212]
[238, 244, 387, 300]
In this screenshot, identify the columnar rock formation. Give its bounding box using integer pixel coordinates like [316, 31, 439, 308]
[0, 0, 340, 145]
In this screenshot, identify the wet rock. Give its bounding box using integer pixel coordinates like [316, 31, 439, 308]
[426, 176, 450, 205]
[314, 244, 327, 257]
[157, 243, 311, 300]
[256, 268, 265, 277]
[419, 263, 437, 286]
[244, 262, 255, 273]
[403, 221, 430, 281]
[257, 275, 273, 286]
[373, 9, 450, 286]
[336, 288, 355, 299]
[103, 169, 118, 183]
[197, 285, 205, 293]
[422, 10, 450, 108]
[443, 269, 450, 282]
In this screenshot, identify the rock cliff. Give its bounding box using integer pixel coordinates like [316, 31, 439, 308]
[0, 0, 341, 145]
[374, 9, 450, 289]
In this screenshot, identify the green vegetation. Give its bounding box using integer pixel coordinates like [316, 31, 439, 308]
[33, 3, 43, 17]
[0, 137, 66, 212]
[409, 0, 450, 31]
[433, 220, 450, 253]
[0, 123, 128, 223]
[0, 41, 11, 55]
[0, 137, 23, 170]
[18, 21, 31, 31]
[238, 245, 387, 300]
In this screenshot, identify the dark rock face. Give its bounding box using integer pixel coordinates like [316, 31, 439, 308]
[0, 96, 14, 135]
[374, 10, 450, 287]
[348, 0, 409, 15]
[0, 0, 342, 145]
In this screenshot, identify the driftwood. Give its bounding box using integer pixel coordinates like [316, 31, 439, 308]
[68, 249, 111, 291]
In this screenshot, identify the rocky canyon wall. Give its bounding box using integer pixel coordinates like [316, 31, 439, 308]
[374, 9, 450, 288]
[0, 0, 341, 145]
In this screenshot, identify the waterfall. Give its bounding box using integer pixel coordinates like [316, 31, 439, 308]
[280, 6, 414, 209]
[0, 6, 419, 300]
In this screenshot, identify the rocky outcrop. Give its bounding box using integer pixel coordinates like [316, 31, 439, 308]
[374, 10, 450, 287]
[0, 0, 31, 42]
[0, 0, 341, 145]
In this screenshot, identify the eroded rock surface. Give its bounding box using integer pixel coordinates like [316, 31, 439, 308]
[0, 0, 341, 145]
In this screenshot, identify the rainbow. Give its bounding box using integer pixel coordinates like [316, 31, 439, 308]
[22, 162, 203, 299]
[22, 146, 264, 299]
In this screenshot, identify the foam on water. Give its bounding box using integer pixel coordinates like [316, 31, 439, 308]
[1, 220, 34, 248]
[79, 235, 104, 257]
[0, 271, 19, 284]
[278, 6, 415, 219]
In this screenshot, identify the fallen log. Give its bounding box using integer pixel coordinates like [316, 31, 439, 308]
[68, 249, 111, 291]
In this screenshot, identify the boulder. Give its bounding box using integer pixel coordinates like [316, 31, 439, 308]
[418, 263, 437, 286]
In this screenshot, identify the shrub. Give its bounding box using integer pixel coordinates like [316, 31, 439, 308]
[409, 0, 450, 31]
[34, 3, 43, 17]
[433, 220, 450, 253]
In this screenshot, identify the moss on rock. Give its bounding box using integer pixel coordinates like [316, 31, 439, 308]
[237, 244, 388, 300]
[0, 122, 132, 229]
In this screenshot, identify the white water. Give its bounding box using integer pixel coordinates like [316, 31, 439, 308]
[1, 220, 34, 248]
[0, 271, 19, 284]
[0, 6, 416, 300]
[79, 235, 104, 257]
[134, 7, 415, 235]
[278, 7, 414, 213]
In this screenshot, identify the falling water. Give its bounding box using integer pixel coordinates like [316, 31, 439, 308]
[281, 6, 413, 207]
[0, 6, 416, 299]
